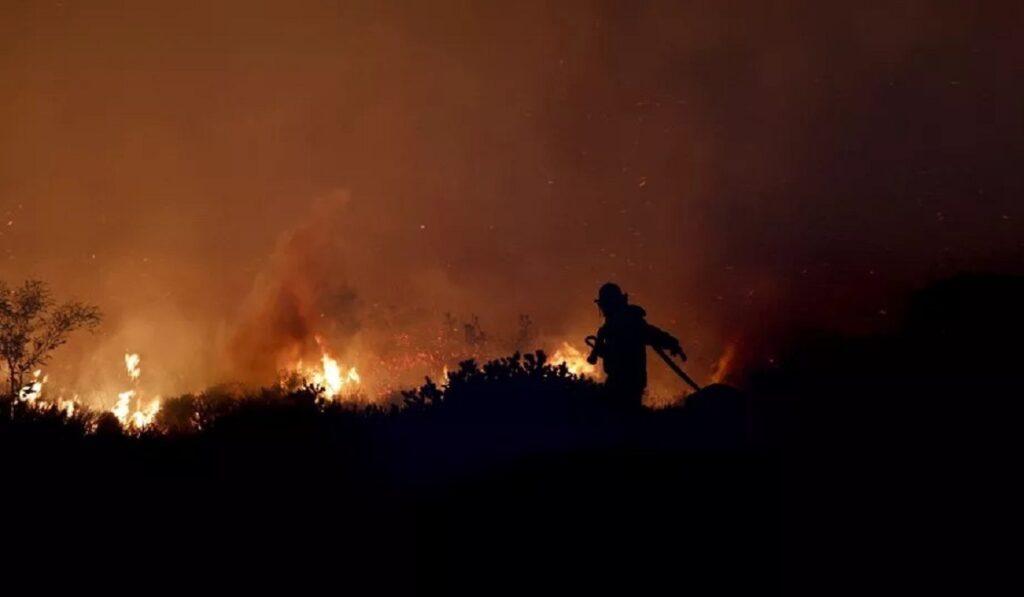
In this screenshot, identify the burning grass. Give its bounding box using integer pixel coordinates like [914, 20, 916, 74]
[3, 350, 609, 438]
[0, 347, 760, 497]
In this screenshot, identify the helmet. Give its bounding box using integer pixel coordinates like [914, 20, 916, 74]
[595, 282, 628, 308]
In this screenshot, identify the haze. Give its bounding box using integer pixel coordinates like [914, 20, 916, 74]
[2, 1, 1020, 402]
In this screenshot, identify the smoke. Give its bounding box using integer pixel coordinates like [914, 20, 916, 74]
[1, 2, 1021, 400]
[226, 191, 359, 385]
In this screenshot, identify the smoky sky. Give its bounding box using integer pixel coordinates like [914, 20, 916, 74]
[1, 1, 1022, 396]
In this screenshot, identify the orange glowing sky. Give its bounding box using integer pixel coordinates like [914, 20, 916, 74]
[1, 2, 1021, 401]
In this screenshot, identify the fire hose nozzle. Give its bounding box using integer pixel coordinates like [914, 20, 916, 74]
[584, 335, 600, 365]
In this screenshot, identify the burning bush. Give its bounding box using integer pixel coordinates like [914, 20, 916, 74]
[0, 279, 101, 398]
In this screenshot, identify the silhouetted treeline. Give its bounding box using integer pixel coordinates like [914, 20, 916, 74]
[3, 273, 1021, 595]
[2, 348, 769, 593]
[1, 350, 761, 481]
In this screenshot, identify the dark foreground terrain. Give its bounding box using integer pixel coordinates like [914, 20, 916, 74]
[3, 273, 1021, 595]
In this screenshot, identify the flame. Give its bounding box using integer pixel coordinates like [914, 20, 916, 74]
[293, 351, 361, 401]
[112, 390, 135, 423]
[551, 342, 599, 377]
[15, 368, 83, 416]
[129, 398, 161, 428]
[125, 353, 141, 381]
[56, 396, 80, 417]
[14, 333, 657, 419]
[112, 390, 162, 430]
[19, 369, 47, 403]
[15, 369, 82, 417]
[111, 352, 161, 430]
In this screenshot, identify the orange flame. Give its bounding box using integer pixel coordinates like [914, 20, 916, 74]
[292, 351, 362, 401]
[551, 342, 599, 378]
[19, 369, 46, 403]
[111, 353, 161, 430]
[124, 353, 141, 381]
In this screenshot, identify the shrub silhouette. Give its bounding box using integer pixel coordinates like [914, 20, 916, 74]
[403, 350, 602, 414]
[8, 274, 1018, 594]
[0, 279, 101, 397]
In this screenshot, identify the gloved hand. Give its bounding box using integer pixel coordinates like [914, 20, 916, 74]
[668, 341, 687, 362]
[585, 335, 600, 365]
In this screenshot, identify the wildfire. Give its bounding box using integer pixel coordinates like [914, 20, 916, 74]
[125, 353, 141, 381]
[112, 390, 135, 423]
[19, 369, 46, 403]
[111, 352, 161, 430]
[113, 390, 160, 429]
[293, 352, 361, 401]
[16, 368, 79, 416]
[12, 329, 672, 424]
[56, 396, 79, 417]
[16, 369, 81, 417]
[551, 342, 599, 378]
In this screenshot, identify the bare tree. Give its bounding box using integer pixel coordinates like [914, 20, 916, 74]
[0, 280, 101, 398]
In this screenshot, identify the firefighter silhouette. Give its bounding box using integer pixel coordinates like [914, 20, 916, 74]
[586, 283, 685, 406]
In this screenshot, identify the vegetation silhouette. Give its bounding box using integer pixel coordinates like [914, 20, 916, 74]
[3, 273, 1020, 594]
[0, 279, 101, 396]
